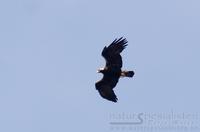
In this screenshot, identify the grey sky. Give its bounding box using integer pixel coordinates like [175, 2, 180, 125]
[0, 0, 200, 132]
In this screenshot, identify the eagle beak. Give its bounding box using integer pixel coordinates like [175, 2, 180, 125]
[97, 68, 104, 73]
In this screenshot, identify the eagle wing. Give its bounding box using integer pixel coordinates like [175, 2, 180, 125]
[101, 37, 128, 68]
[95, 76, 119, 102]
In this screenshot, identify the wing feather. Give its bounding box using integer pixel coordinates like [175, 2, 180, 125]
[102, 37, 128, 68]
[95, 79, 118, 102]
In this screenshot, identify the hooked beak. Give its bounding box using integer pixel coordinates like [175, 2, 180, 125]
[97, 68, 104, 73]
[97, 69, 101, 73]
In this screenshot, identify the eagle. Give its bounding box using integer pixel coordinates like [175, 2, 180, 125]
[95, 37, 134, 102]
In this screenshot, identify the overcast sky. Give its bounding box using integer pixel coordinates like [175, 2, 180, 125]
[0, 0, 200, 132]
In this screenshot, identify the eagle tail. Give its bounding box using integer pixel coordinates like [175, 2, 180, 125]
[121, 71, 134, 77]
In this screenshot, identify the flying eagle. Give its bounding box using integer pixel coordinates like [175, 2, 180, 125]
[95, 37, 134, 102]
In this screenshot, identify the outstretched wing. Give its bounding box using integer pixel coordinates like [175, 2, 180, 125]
[101, 37, 128, 68]
[95, 77, 118, 102]
[95, 71, 120, 102]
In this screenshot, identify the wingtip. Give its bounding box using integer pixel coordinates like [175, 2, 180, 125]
[111, 96, 118, 103]
[113, 99, 118, 103]
[117, 37, 128, 45]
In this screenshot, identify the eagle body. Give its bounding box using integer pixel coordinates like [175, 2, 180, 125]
[96, 67, 121, 89]
[95, 37, 134, 102]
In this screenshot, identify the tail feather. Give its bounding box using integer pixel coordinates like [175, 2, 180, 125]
[121, 71, 134, 77]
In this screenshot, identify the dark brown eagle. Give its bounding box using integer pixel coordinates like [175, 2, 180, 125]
[95, 37, 134, 102]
